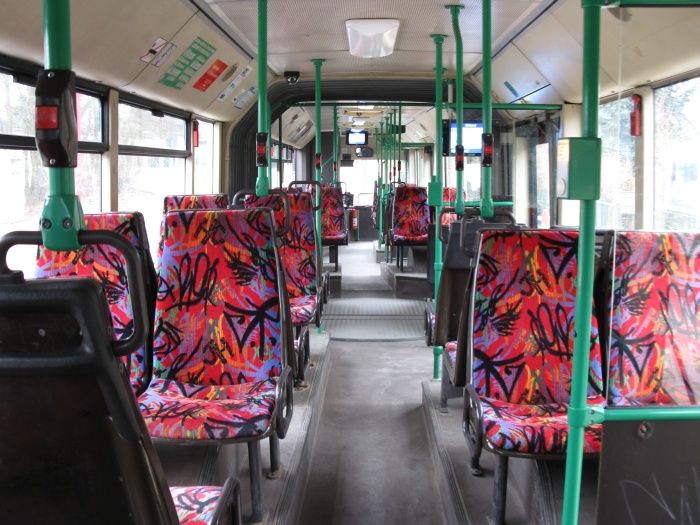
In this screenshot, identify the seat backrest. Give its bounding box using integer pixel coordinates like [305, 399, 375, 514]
[320, 186, 347, 241]
[0, 277, 179, 524]
[391, 184, 429, 241]
[469, 229, 603, 404]
[34, 212, 157, 396]
[246, 192, 318, 300]
[153, 208, 291, 386]
[163, 193, 230, 213]
[158, 194, 230, 260]
[604, 230, 700, 406]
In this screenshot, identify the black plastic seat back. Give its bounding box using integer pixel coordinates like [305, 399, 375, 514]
[0, 277, 179, 524]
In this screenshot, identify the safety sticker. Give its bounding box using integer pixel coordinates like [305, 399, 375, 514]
[233, 86, 257, 109]
[151, 43, 177, 68]
[159, 37, 216, 90]
[218, 64, 253, 101]
[141, 37, 168, 63]
[193, 59, 228, 92]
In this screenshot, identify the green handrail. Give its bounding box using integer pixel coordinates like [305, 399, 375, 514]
[449, 4, 465, 215]
[255, 0, 269, 197]
[431, 34, 447, 381]
[480, 0, 494, 218]
[40, 0, 84, 251]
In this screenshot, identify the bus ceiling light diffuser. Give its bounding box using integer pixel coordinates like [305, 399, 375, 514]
[345, 19, 400, 58]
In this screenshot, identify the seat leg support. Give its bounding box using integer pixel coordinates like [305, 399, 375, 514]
[248, 441, 263, 522]
[492, 455, 509, 525]
[269, 434, 280, 477]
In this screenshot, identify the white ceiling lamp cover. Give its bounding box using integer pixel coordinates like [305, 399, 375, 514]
[345, 19, 400, 58]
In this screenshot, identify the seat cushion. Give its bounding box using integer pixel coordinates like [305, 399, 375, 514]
[289, 295, 317, 326]
[480, 395, 604, 455]
[170, 486, 224, 525]
[139, 378, 277, 440]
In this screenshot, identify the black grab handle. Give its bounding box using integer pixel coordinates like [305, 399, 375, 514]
[0, 230, 149, 358]
[289, 180, 322, 211]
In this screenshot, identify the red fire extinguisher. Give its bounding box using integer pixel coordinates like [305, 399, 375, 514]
[350, 208, 358, 230]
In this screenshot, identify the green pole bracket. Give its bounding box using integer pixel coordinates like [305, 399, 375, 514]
[433, 345, 443, 380]
[40, 0, 83, 251]
[255, 0, 270, 197]
[448, 4, 465, 215]
[568, 404, 605, 428]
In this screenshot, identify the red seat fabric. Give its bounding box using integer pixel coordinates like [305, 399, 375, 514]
[468, 229, 604, 455]
[157, 194, 230, 259]
[606, 231, 700, 406]
[320, 186, 348, 244]
[389, 185, 429, 244]
[445, 340, 457, 367]
[170, 486, 226, 525]
[440, 187, 465, 226]
[34, 212, 156, 396]
[139, 208, 288, 441]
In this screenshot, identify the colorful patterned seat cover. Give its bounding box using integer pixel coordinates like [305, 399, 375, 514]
[470, 229, 604, 455]
[244, 192, 319, 326]
[606, 231, 700, 406]
[320, 186, 348, 244]
[157, 194, 230, 259]
[389, 185, 429, 245]
[34, 212, 155, 396]
[139, 208, 286, 440]
[440, 187, 464, 226]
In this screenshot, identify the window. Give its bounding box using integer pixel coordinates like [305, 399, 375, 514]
[117, 102, 189, 257]
[118, 103, 186, 149]
[598, 97, 636, 228]
[654, 76, 700, 230]
[194, 120, 215, 194]
[0, 71, 103, 276]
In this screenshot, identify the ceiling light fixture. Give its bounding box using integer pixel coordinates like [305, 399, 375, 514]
[345, 19, 400, 58]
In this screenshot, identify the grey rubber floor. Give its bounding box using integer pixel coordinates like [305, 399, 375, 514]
[323, 297, 426, 341]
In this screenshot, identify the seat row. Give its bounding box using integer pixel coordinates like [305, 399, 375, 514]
[3, 187, 326, 523]
[431, 216, 700, 524]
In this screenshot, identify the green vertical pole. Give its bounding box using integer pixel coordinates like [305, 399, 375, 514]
[398, 110, 403, 183]
[312, 59, 325, 250]
[267, 99, 273, 185]
[431, 34, 447, 381]
[255, 0, 270, 197]
[481, 0, 494, 218]
[40, 0, 83, 251]
[378, 121, 385, 248]
[449, 4, 465, 215]
[561, 2, 600, 524]
[278, 115, 284, 187]
[333, 106, 339, 185]
[384, 116, 391, 261]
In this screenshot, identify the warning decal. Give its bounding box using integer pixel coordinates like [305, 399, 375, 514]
[193, 59, 228, 92]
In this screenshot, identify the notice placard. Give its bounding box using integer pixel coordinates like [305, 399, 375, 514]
[160, 37, 216, 90]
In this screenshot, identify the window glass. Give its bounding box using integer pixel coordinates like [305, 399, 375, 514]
[0, 150, 101, 276]
[654, 77, 700, 230]
[118, 103, 186, 150]
[193, 120, 215, 194]
[118, 155, 186, 259]
[598, 97, 636, 228]
[0, 71, 35, 136]
[77, 92, 102, 142]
